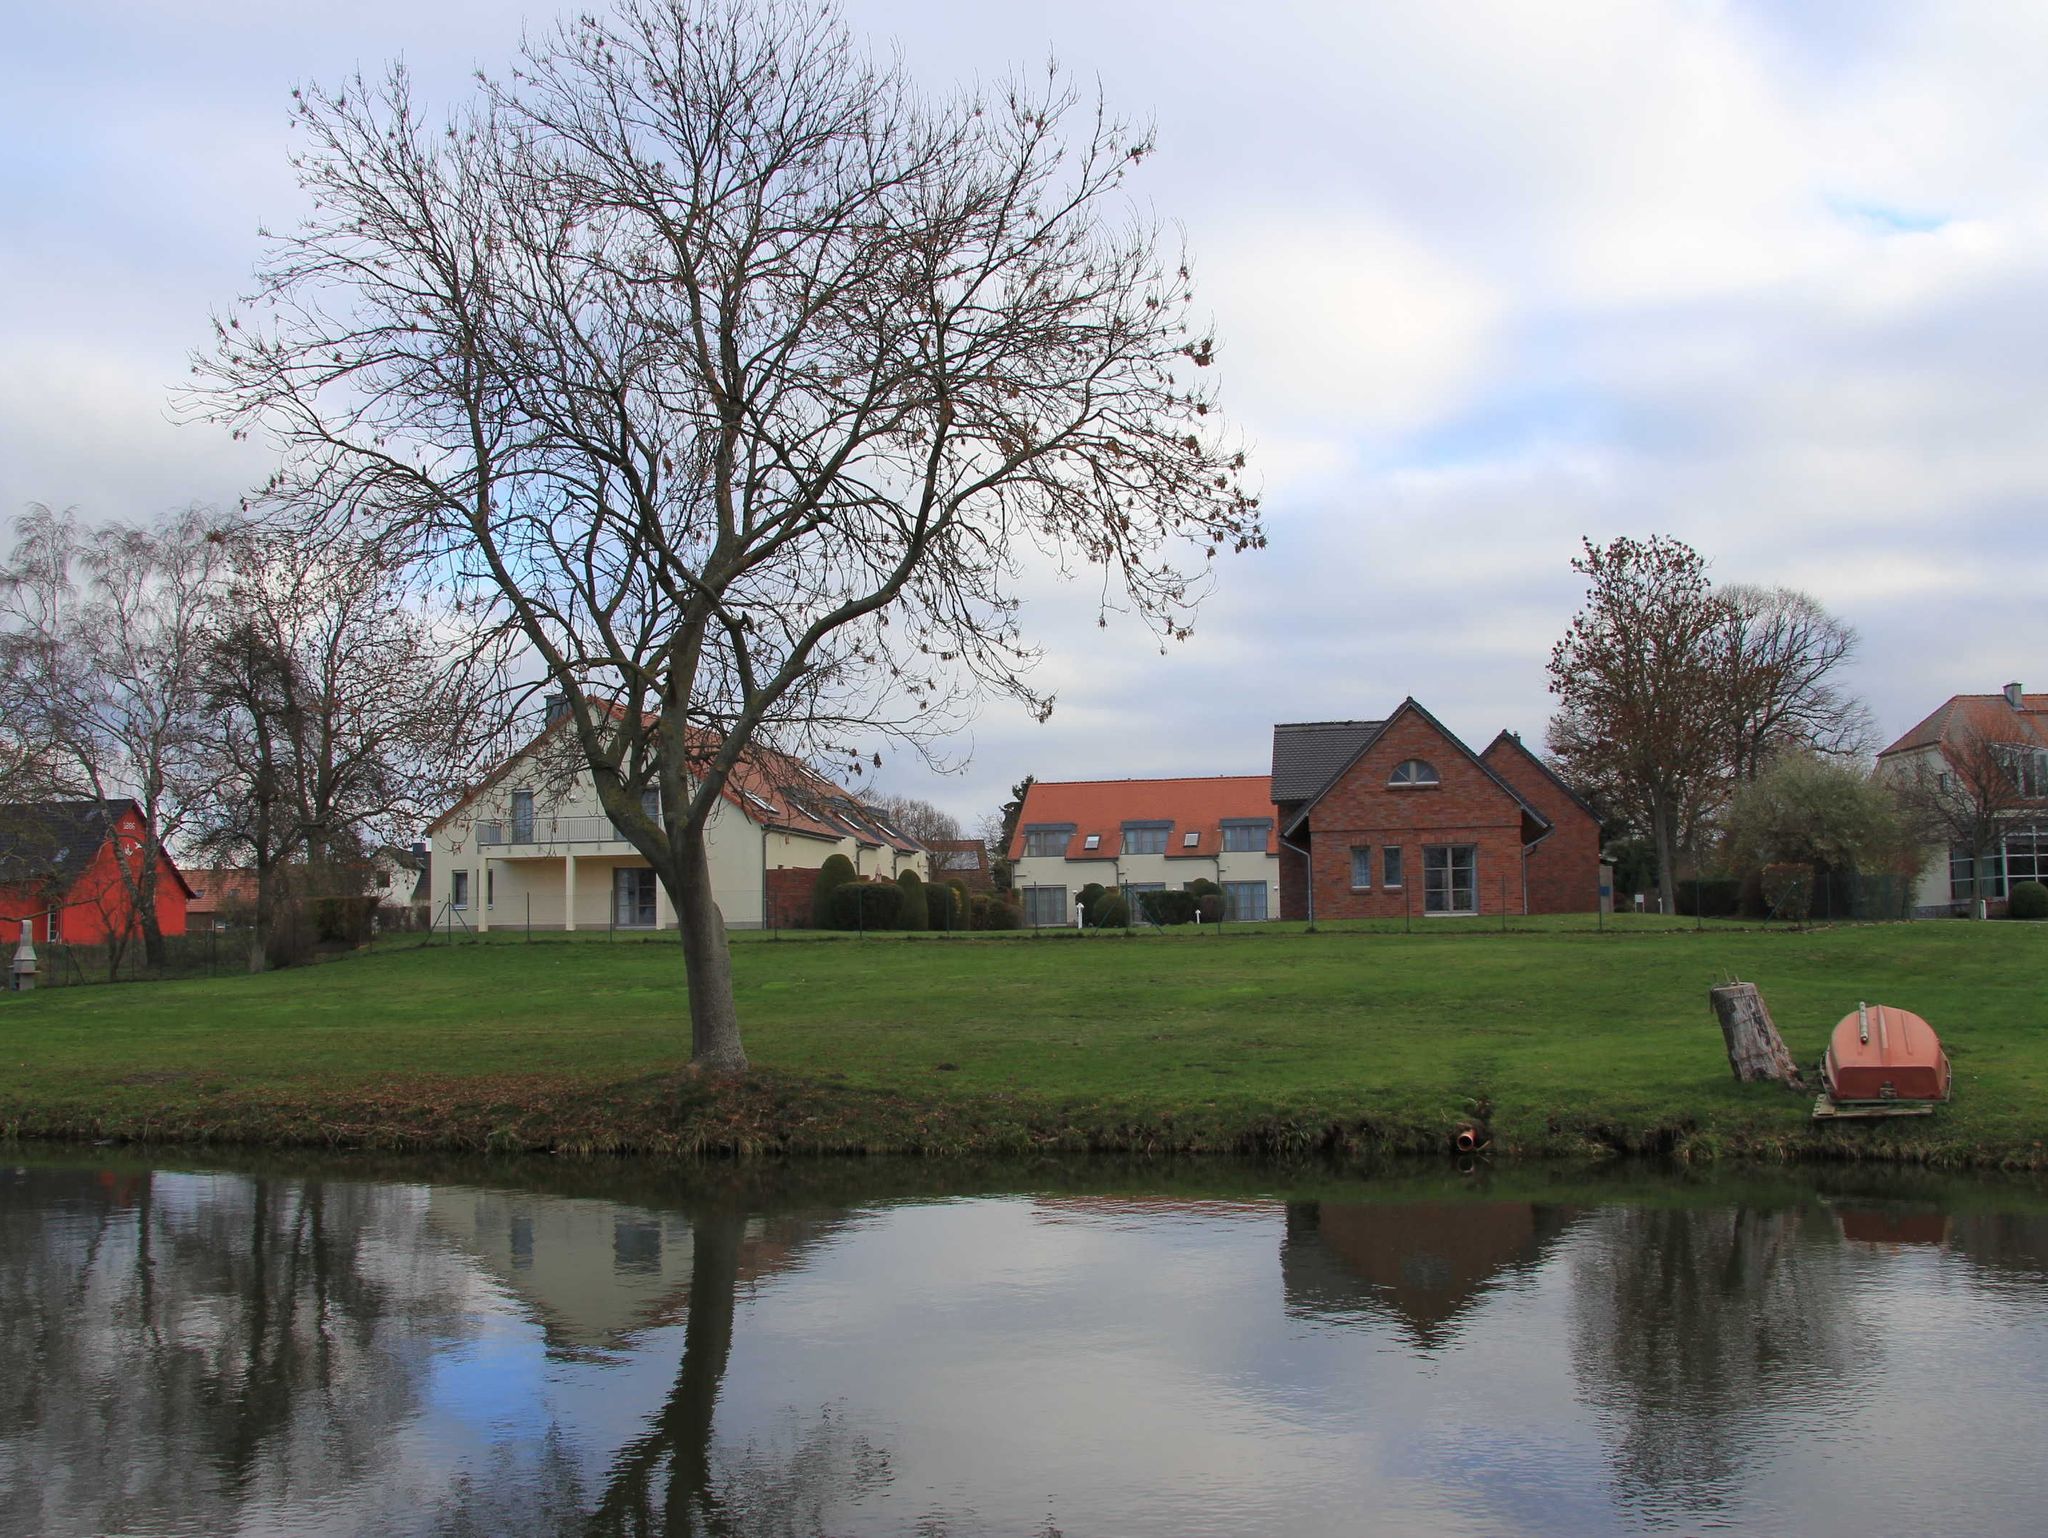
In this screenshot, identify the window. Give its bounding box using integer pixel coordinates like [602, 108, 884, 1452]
[1123, 823, 1169, 855]
[1383, 846, 1404, 889]
[1423, 845, 1477, 914]
[614, 868, 658, 927]
[1996, 745, 2048, 797]
[1022, 885, 1070, 927]
[510, 790, 534, 844]
[451, 870, 470, 909]
[2005, 826, 2048, 887]
[1182, 830, 1200, 848]
[1350, 846, 1372, 889]
[486, 869, 495, 909]
[1222, 881, 1269, 921]
[1023, 826, 1072, 858]
[938, 847, 982, 871]
[1389, 759, 1440, 787]
[642, 787, 662, 822]
[1083, 834, 1101, 850]
[1222, 820, 1270, 852]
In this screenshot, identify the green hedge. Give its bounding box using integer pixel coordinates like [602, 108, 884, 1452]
[829, 880, 906, 931]
[896, 869, 928, 932]
[812, 855, 857, 928]
[2010, 881, 2048, 920]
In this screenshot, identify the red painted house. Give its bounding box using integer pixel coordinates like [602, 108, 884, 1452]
[1271, 700, 1601, 921]
[0, 800, 194, 944]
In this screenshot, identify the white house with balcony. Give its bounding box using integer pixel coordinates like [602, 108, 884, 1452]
[426, 719, 927, 932]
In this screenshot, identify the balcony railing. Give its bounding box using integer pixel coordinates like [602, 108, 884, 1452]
[476, 814, 653, 848]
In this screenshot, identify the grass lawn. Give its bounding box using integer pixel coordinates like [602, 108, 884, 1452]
[3, 916, 2043, 1165]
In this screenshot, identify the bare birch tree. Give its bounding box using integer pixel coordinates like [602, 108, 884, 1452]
[0, 504, 229, 969]
[193, 531, 499, 968]
[195, 0, 1260, 1069]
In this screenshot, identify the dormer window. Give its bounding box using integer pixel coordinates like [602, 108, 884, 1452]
[1389, 759, 1440, 788]
[1083, 833, 1101, 850]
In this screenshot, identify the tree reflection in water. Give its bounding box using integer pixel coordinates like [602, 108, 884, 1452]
[0, 1165, 478, 1537]
[1566, 1204, 1872, 1521]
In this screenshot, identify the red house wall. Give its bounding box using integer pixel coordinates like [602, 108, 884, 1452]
[1480, 739, 1602, 914]
[1302, 712, 1527, 920]
[0, 809, 190, 944]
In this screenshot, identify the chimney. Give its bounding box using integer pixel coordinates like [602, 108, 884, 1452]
[2005, 682, 2024, 709]
[542, 691, 570, 724]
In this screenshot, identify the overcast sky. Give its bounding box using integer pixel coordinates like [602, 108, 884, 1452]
[5, 0, 2044, 831]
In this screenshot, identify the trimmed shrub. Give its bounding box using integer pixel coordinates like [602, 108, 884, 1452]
[1078, 883, 1106, 924]
[829, 879, 906, 931]
[925, 882, 958, 931]
[1184, 877, 1220, 899]
[1093, 892, 1130, 928]
[896, 869, 928, 932]
[811, 854, 857, 928]
[947, 878, 969, 919]
[1139, 889, 1197, 926]
[2009, 880, 2048, 920]
[970, 892, 1023, 931]
[1195, 893, 1223, 924]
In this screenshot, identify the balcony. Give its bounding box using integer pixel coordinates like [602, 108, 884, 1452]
[476, 814, 652, 849]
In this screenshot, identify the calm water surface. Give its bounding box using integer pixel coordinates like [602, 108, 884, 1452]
[5, 1153, 2047, 1537]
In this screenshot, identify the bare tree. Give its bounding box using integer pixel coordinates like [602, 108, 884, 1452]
[196, 0, 1260, 1069]
[192, 531, 501, 968]
[1547, 535, 1731, 914]
[1720, 584, 1873, 782]
[863, 793, 962, 850]
[1893, 726, 2044, 917]
[0, 504, 229, 969]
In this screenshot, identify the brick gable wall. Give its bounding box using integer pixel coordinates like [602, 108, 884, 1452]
[1479, 740, 1602, 914]
[1298, 711, 1527, 920]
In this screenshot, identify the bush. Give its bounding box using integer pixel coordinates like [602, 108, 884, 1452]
[1078, 883, 1106, 924]
[896, 869, 928, 932]
[310, 894, 377, 946]
[1184, 877, 1219, 898]
[1093, 892, 1130, 928]
[1195, 893, 1223, 924]
[1675, 877, 1744, 918]
[1139, 889, 1196, 926]
[1760, 862, 1813, 924]
[2009, 881, 2048, 920]
[970, 892, 1023, 931]
[828, 879, 906, 931]
[925, 882, 959, 931]
[811, 854, 857, 928]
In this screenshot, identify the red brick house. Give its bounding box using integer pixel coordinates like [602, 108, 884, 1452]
[0, 800, 195, 944]
[1271, 700, 1600, 921]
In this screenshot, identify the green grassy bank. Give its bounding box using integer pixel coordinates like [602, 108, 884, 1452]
[2, 917, 2042, 1167]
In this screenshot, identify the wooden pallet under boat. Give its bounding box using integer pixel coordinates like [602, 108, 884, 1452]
[1813, 1002, 1952, 1120]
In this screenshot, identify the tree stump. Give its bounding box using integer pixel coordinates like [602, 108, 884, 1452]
[1709, 981, 1805, 1088]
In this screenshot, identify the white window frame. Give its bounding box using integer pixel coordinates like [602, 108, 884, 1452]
[1389, 759, 1441, 788]
[1422, 844, 1477, 915]
[451, 870, 470, 910]
[1349, 846, 1372, 890]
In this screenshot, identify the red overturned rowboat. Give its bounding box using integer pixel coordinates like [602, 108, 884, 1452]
[1813, 1002, 1952, 1119]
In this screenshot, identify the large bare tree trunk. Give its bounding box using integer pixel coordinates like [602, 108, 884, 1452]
[1709, 982, 1804, 1087]
[675, 826, 748, 1073]
[1650, 787, 1678, 916]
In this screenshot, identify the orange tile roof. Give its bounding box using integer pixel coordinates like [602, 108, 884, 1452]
[1878, 693, 2048, 759]
[1007, 775, 1276, 861]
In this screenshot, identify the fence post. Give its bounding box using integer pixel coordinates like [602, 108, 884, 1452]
[1500, 873, 1507, 932]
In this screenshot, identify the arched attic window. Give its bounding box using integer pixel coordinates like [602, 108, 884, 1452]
[1388, 758, 1440, 787]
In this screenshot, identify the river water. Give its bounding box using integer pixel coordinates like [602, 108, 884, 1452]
[5, 1152, 2046, 1537]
